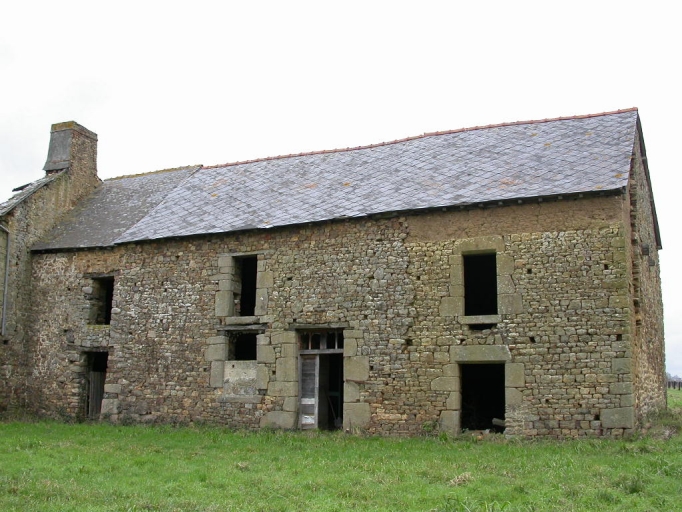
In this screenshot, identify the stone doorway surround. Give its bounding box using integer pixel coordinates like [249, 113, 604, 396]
[437, 345, 525, 435]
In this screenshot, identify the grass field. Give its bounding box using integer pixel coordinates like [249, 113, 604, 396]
[1, 390, 681, 512]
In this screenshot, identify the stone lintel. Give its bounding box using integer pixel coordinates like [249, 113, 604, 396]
[217, 324, 267, 332]
[451, 345, 511, 362]
[223, 316, 261, 325]
[454, 235, 505, 253]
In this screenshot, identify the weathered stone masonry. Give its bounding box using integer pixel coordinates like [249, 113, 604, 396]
[28, 193, 654, 437]
[1, 111, 665, 438]
[0, 122, 99, 412]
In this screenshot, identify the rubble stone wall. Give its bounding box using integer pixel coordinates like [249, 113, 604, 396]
[626, 131, 666, 421]
[24, 190, 664, 438]
[0, 124, 99, 412]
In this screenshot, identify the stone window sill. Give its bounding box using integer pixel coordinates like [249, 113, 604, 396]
[86, 324, 111, 331]
[223, 316, 263, 325]
[460, 314, 501, 325]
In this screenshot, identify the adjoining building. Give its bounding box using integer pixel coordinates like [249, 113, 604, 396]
[0, 109, 665, 437]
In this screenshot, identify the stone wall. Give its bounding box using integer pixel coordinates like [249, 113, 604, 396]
[0, 123, 99, 412]
[626, 130, 666, 420]
[24, 191, 661, 437]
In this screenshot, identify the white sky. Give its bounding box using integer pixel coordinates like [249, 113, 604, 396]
[2, 1, 681, 375]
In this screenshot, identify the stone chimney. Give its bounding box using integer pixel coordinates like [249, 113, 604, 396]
[43, 121, 98, 178]
[42, 121, 100, 206]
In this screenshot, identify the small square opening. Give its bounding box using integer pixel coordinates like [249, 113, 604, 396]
[228, 333, 257, 361]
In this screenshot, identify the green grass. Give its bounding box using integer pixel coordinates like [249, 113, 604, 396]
[0, 391, 680, 512]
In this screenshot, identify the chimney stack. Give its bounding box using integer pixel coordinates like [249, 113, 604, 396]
[42, 121, 100, 205]
[43, 121, 98, 177]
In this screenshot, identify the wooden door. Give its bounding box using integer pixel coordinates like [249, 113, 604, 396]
[299, 355, 318, 429]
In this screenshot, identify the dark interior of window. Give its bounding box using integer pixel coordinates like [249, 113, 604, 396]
[229, 333, 257, 361]
[237, 256, 257, 316]
[90, 277, 115, 325]
[463, 253, 497, 316]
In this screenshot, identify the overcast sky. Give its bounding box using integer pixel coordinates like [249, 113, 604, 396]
[2, 1, 681, 375]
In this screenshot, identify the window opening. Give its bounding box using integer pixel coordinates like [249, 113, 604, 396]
[228, 332, 257, 361]
[460, 363, 505, 432]
[89, 277, 114, 325]
[235, 256, 257, 316]
[300, 330, 344, 352]
[463, 253, 497, 316]
[85, 351, 108, 419]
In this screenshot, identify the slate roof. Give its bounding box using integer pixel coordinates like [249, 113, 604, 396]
[35, 109, 640, 250]
[33, 167, 199, 250]
[0, 173, 63, 217]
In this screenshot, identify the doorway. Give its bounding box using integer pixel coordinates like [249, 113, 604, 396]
[85, 351, 108, 419]
[298, 330, 344, 430]
[460, 363, 505, 432]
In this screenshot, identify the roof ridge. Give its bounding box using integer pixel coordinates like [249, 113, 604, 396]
[105, 165, 202, 182]
[202, 108, 639, 170]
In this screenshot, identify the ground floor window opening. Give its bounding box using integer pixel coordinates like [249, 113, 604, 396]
[460, 363, 505, 432]
[228, 332, 257, 361]
[84, 351, 108, 419]
[299, 330, 344, 430]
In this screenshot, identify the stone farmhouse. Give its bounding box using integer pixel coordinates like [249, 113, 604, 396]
[0, 109, 665, 437]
